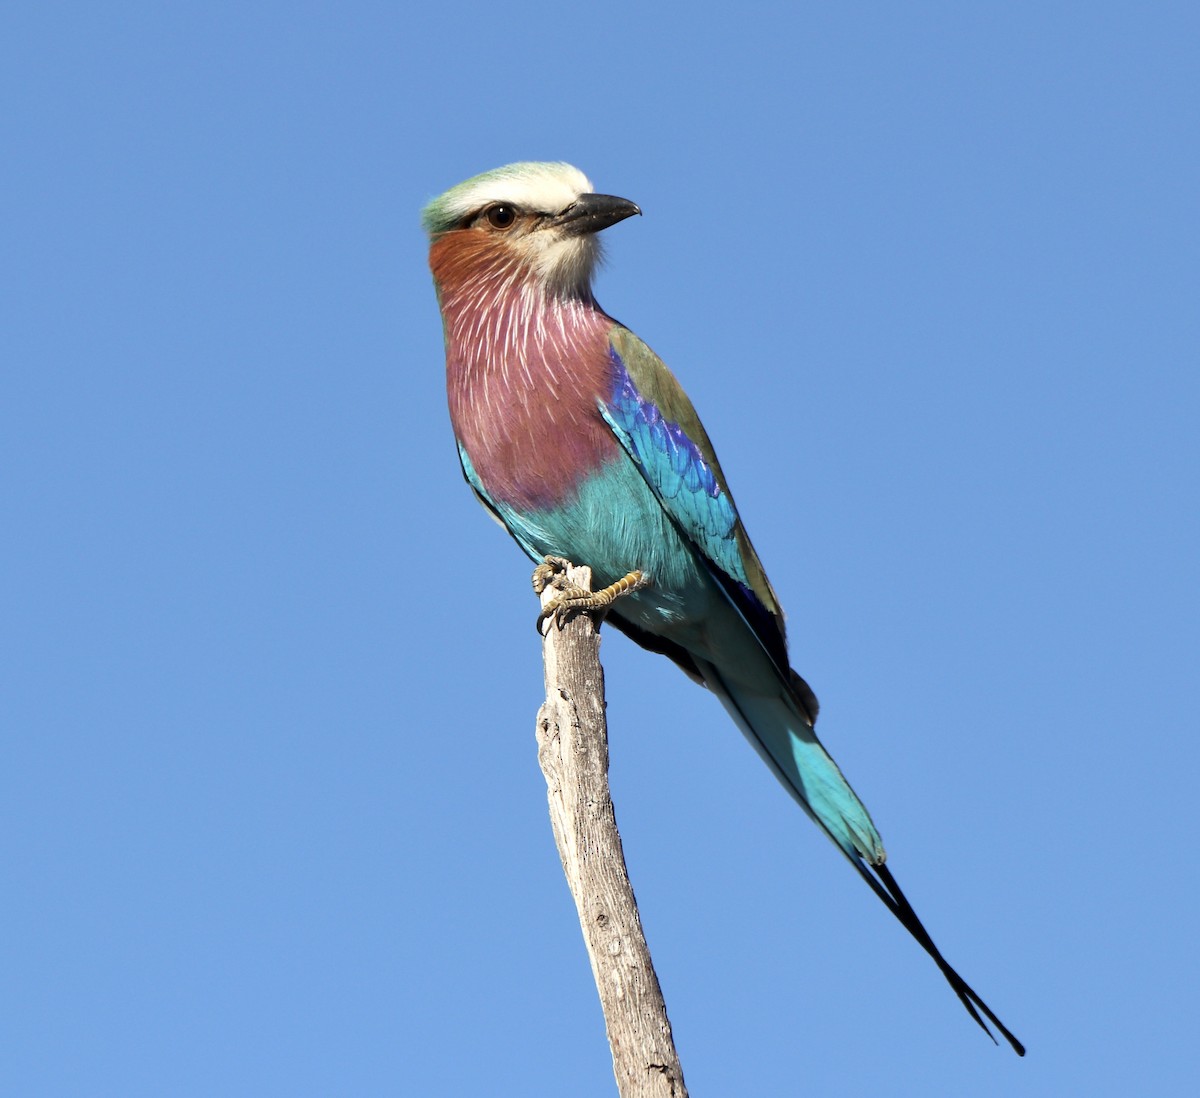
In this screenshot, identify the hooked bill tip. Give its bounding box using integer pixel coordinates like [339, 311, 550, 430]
[553, 193, 642, 236]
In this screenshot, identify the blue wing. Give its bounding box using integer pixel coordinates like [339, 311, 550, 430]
[597, 325, 818, 710]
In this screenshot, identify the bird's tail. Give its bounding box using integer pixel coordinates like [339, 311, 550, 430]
[856, 860, 1025, 1055]
[698, 659, 1025, 1056]
[697, 657, 885, 865]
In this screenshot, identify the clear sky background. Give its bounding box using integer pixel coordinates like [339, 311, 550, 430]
[4, 3, 1197, 1095]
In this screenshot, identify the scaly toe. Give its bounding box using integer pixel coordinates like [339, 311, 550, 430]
[536, 585, 593, 632]
[531, 555, 572, 595]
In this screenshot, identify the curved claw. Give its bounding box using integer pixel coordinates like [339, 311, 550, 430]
[535, 568, 649, 634]
[532, 555, 572, 596]
[536, 585, 594, 632]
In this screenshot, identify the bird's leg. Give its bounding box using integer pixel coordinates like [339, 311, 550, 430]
[538, 570, 649, 631]
[532, 555, 649, 632]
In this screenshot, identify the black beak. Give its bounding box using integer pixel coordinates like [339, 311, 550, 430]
[551, 193, 642, 236]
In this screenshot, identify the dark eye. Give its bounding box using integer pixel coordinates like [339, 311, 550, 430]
[486, 204, 517, 229]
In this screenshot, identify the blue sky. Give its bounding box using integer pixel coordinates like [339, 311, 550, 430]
[4, 3, 1197, 1094]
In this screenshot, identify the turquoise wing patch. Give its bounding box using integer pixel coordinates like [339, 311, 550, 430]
[600, 346, 748, 586]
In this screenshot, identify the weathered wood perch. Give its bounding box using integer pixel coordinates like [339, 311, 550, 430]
[535, 562, 689, 1098]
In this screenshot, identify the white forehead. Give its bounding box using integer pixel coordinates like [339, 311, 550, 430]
[438, 162, 593, 222]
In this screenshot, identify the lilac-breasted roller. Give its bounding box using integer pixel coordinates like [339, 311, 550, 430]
[423, 161, 1023, 1055]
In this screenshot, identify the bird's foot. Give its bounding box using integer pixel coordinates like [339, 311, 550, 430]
[532, 556, 649, 633]
[532, 555, 573, 596]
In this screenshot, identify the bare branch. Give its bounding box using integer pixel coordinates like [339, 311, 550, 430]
[535, 562, 689, 1098]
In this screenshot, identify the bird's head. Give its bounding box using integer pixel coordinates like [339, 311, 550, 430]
[422, 162, 641, 300]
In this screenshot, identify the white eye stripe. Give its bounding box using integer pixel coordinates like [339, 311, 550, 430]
[446, 163, 593, 224]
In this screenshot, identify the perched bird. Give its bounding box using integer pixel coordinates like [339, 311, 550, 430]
[423, 161, 1023, 1055]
